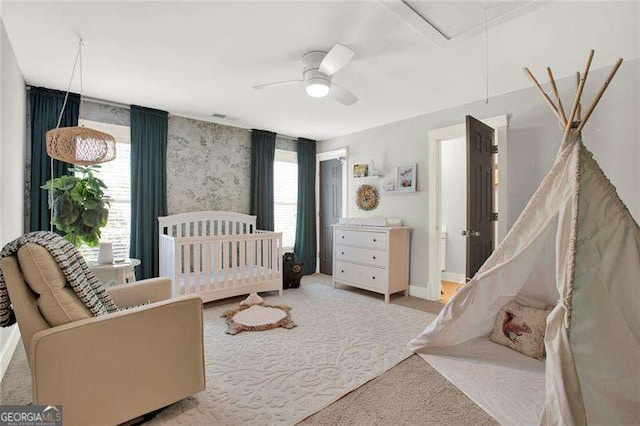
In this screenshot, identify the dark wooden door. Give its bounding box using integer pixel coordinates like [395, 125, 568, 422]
[465, 115, 495, 280]
[319, 159, 342, 275]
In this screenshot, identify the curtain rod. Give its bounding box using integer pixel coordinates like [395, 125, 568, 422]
[26, 86, 304, 141]
[84, 96, 130, 110]
[249, 130, 299, 142]
[25, 86, 131, 110]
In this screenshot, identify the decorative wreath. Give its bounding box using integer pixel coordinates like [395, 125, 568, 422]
[356, 184, 379, 211]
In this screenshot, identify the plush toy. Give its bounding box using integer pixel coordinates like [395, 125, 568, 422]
[283, 252, 304, 289]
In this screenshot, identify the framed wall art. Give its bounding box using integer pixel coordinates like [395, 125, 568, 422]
[396, 163, 417, 192]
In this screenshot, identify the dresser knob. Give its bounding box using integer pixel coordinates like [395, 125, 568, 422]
[341, 270, 344, 273]
[341, 251, 344, 255]
[373, 238, 377, 242]
[372, 276, 376, 280]
[373, 256, 376, 260]
[341, 236, 345, 239]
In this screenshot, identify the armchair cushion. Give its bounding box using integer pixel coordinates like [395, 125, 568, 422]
[17, 243, 91, 326]
[107, 277, 172, 307]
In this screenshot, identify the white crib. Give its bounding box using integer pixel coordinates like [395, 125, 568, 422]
[159, 211, 283, 302]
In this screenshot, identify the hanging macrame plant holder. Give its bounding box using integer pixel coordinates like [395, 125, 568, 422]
[45, 39, 116, 165]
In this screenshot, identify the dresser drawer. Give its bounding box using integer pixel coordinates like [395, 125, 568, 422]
[335, 246, 387, 268]
[335, 229, 387, 250]
[334, 261, 388, 291]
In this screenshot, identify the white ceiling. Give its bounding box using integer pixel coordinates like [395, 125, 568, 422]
[1, 1, 638, 140]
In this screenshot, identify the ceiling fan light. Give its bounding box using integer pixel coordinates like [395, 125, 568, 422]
[305, 81, 330, 98]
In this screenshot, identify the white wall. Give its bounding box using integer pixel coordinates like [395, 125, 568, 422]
[319, 59, 640, 291]
[0, 16, 26, 378]
[440, 137, 466, 276]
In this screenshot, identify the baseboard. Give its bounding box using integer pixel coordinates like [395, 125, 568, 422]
[442, 271, 466, 284]
[0, 326, 20, 380]
[408, 285, 429, 300]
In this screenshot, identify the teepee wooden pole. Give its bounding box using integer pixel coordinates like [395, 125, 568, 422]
[523, 67, 564, 126]
[547, 67, 567, 126]
[577, 58, 624, 131]
[575, 72, 582, 121]
[564, 49, 594, 137]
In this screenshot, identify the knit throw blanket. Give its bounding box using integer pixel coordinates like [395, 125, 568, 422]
[0, 232, 120, 327]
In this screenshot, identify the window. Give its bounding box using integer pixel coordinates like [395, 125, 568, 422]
[274, 150, 298, 250]
[77, 120, 131, 261]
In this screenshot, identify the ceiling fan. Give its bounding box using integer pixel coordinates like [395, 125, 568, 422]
[254, 44, 358, 106]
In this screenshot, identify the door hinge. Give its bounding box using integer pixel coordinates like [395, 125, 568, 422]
[491, 212, 499, 221]
[491, 145, 498, 154]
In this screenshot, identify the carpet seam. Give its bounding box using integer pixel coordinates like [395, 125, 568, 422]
[292, 350, 415, 425]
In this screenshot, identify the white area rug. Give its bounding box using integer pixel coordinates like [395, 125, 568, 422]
[417, 338, 546, 425]
[151, 284, 435, 425]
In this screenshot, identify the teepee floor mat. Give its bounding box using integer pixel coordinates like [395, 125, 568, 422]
[417, 337, 545, 426]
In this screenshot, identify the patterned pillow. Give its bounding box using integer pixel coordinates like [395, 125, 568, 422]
[489, 300, 548, 360]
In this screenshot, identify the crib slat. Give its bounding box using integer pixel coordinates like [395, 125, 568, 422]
[232, 240, 238, 288]
[175, 243, 182, 296]
[203, 243, 211, 292]
[184, 244, 191, 294]
[259, 239, 265, 281]
[213, 242, 220, 291]
[222, 241, 229, 288]
[194, 243, 202, 291]
[239, 240, 246, 285]
[248, 239, 255, 283]
[271, 237, 277, 280]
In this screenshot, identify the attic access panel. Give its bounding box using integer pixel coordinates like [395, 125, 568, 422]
[403, 1, 533, 40]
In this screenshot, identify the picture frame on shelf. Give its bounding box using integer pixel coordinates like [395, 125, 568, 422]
[396, 163, 417, 192]
[353, 164, 368, 178]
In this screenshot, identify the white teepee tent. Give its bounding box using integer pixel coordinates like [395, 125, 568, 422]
[409, 51, 640, 425]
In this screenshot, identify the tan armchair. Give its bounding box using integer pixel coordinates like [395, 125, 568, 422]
[0, 244, 205, 426]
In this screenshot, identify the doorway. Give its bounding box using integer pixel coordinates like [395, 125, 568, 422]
[427, 115, 509, 301]
[319, 159, 343, 274]
[438, 117, 495, 300]
[316, 148, 348, 275]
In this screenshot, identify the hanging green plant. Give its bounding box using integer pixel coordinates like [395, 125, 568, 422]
[42, 165, 110, 248]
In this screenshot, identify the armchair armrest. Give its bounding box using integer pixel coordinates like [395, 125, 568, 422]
[29, 295, 205, 426]
[107, 277, 172, 307]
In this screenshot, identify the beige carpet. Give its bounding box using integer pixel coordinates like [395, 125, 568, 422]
[1, 276, 497, 425]
[150, 284, 435, 424]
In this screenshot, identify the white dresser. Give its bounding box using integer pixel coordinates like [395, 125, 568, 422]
[332, 225, 411, 303]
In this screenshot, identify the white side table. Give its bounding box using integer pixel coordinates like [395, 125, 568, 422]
[88, 259, 141, 286]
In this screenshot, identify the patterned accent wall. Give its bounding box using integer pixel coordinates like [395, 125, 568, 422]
[167, 116, 252, 214]
[25, 94, 298, 223]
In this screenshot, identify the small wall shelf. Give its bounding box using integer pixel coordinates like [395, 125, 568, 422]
[382, 189, 418, 194]
[353, 175, 380, 179]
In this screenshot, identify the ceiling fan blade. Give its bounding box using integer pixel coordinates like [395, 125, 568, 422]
[253, 80, 302, 90]
[329, 84, 358, 106]
[319, 44, 355, 76]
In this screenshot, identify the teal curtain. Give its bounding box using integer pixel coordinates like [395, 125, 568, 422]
[294, 138, 317, 275]
[250, 129, 276, 231]
[29, 87, 80, 231]
[130, 106, 168, 279]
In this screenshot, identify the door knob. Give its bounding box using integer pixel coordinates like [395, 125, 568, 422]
[461, 230, 481, 237]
